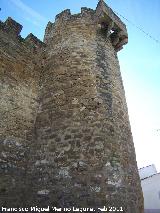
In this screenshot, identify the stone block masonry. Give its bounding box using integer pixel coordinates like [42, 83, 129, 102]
[0, 0, 144, 212]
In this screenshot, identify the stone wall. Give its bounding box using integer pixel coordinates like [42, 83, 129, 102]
[0, 1, 143, 212]
[0, 17, 45, 206]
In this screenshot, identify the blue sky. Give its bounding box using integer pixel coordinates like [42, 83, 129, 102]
[1, 0, 160, 171]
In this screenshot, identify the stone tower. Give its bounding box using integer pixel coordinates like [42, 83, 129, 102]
[0, 0, 143, 212]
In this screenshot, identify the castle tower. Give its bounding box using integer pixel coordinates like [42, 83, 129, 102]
[0, 1, 143, 212]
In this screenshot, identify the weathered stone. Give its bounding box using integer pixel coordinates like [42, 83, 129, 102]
[0, 0, 143, 212]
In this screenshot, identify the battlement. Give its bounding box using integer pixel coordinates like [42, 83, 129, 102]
[25, 33, 45, 49]
[0, 1, 128, 53]
[55, 9, 71, 21]
[46, 0, 128, 52]
[2, 17, 22, 37]
[0, 17, 45, 51]
[55, 7, 95, 22]
[81, 7, 95, 16]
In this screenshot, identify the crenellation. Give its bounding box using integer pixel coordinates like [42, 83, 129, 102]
[55, 9, 71, 21]
[43, 21, 55, 45]
[3, 17, 22, 37]
[54, 7, 95, 26]
[0, 17, 45, 55]
[45, 1, 128, 52]
[25, 33, 45, 49]
[44, 21, 54, 35]
[70, 13, 82, 21]
[81, 7, 95, 16]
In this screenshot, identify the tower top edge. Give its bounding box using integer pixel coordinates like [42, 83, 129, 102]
[53, 1, 126, 32]
[44, 1, 128, 52]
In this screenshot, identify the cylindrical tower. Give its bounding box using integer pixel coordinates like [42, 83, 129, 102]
[31, 1, 143, 212]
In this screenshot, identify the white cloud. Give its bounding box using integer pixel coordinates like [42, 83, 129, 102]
[10, 0, 47, 23]
[25, 16, 41, 27]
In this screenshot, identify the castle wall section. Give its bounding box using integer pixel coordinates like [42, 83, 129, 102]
[0, 18, 45, 206]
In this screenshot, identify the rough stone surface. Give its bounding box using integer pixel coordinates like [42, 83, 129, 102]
[0, 1, 143, 212]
